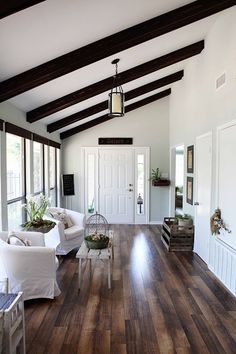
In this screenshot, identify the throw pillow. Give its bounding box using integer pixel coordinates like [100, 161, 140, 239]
[7, 231, 31, 246]
[50, 211, 73, 229]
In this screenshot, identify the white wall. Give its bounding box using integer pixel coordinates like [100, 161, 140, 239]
[0, 101, 60, 142]
[62, 97, 170, 223]
[169, 7, 236, 216]
[169, 7, 236, 296]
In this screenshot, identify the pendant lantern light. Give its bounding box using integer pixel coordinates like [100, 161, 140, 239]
[108, 58, 125, 117]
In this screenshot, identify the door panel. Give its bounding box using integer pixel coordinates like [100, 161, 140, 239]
[217, 123, 236, 249]
[194, 133, 212, 264]
[99, 149, 134, 223]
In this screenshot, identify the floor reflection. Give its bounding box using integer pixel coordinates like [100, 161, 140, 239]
[130, 233, 150, 279]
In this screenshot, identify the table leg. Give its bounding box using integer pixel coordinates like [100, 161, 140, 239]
[108, 258, 111, 289]
[89, 259, 92, 278]
[78, 258, 82, 290]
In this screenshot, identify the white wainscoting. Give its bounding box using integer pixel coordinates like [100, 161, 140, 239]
[209, 237, 236, 296]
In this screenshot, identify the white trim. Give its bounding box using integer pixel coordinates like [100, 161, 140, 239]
[149, 220, 162, 225]
[194, 131, 212, 265]
[82, 146, 150, 224]
[169, 143, 184, 216]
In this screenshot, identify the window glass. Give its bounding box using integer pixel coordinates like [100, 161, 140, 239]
[7, 201, 24, 230]
[49, 147, 57, 206]
[87, 154, 95, 213]
[137, 154, 144, 215]
[7, 134, 24, 200]
[33, 142, 43, 193]
[7, 133, 25, 229]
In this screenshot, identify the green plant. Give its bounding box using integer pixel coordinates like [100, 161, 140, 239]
[22, 194, 55, 230]
[150, 168, 160, 181]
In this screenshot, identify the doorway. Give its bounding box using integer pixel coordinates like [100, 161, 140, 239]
[194, 132, 212, 264]
[99, 148, 134, 223]
[175, 145, 184, 215]
[82, 147, 149, 224]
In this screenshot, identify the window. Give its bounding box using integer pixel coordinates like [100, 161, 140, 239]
[137, 154, 144, 215]
[49, 146, 57, 206]
[87, 154, 95, 214]
[33, 141, 44, 195]
[7, 133, 26, 229]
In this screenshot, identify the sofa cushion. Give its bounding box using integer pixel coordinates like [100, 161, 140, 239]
[64, 225, 84, 240]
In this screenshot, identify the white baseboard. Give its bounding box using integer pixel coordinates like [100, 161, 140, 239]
[149, 221, 163, 225]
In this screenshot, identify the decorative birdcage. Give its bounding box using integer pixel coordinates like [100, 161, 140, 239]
[85, 212, 109, 237]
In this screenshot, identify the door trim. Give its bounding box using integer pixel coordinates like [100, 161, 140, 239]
[81, 146, 150, 224]
[194, 131, 212, 265]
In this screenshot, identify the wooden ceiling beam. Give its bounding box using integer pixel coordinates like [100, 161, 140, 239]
[28, 40, 202, 123]
[47, 70, 183, 132]
[60, 88, 171, 140]
[0, 0, 234, 102]
[0, 0, 46, 20]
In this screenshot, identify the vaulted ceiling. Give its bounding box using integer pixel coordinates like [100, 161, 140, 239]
[0, 0, 235, 139]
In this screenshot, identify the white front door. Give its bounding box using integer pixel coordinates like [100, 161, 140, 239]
[99, 149, 134, 223]
[194, 132, 212, 264]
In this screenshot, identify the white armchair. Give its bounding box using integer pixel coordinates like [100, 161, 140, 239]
[0, 231, 61, 301]
[46, 207, 85, 255]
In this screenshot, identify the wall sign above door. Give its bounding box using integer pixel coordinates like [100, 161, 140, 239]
[98, 138, 133, 145]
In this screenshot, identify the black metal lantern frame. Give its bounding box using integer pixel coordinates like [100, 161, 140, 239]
[108, 58, 125, 117]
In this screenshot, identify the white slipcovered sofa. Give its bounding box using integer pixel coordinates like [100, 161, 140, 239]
[45, 207, 85, 255]
[0, 231, 61, 301]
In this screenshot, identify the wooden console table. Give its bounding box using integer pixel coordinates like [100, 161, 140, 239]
[76, 241, 113, 290]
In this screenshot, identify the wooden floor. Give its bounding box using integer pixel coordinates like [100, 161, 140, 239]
[25, 225, 236, 354]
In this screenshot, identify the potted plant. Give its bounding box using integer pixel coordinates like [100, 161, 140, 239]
[22, 194, 55, 233]
[176, 214, 193, 227]
[150, 168, 170, 186]
[84, 232, 109, 249]
[150, 168, 160, 186]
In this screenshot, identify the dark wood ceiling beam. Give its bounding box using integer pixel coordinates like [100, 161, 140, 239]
[0, 0, 46, 19]
[0, 0, 234, 102]
[47, 70, 183, 132]
[60, 88, 171, 140]
[28, 40, 202, 122]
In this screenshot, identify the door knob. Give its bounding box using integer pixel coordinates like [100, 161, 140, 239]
[194, 202, 199, 206]
[128, 189, 133, 192]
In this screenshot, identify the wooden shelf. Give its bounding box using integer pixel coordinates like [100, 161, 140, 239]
[152, 179, 170, 186]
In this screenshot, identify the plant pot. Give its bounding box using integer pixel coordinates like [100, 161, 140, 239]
[25, 224, 55, 233]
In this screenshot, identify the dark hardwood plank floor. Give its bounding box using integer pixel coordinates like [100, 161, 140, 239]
[24, 225, 236, 354]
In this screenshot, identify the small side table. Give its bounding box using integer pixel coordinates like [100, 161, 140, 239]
[0, 292, 25, 354]
[76, 241, 113, 290]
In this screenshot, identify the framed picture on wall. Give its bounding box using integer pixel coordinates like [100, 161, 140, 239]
[187, 145, 194, 173]
[186, 176, 193, 205]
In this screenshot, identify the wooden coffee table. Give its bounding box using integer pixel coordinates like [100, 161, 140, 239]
[76, 239, 113, 290]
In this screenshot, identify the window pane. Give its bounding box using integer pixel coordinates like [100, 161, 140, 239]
[8, 201, 24, 230]
[137, 154, 144, 215]
[49, 147, 56, 188]
[7, 134, 24, 200]
[87, 154, 95, 213]
[50, 188, 56, 207]
[33, 142, 43, 193]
